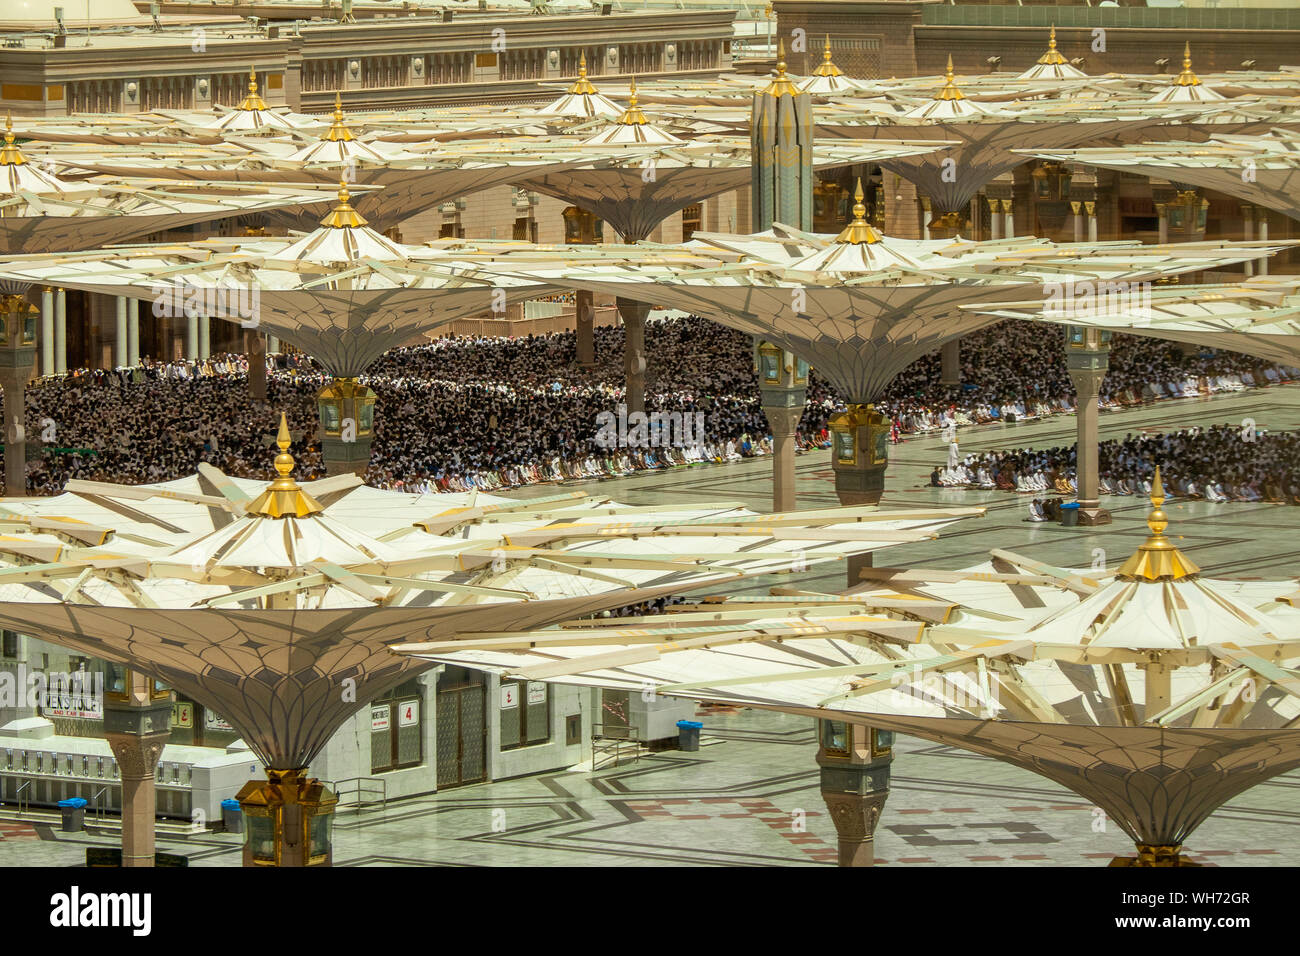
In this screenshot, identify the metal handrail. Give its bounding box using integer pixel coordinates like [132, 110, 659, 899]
[90, 787, 109, 822]
[332, 776, 387, 813]
[13, 780, 29, 815]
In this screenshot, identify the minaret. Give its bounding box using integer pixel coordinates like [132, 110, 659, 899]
[751, 40, 815, 514]
[751, 39, 813, 231]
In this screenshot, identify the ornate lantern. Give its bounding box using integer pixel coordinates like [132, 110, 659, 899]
[316, 377, 376, 476]
[827, 403, 890, 504]
[237, 769, 338, 867]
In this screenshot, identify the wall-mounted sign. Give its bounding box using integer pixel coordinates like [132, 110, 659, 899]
[371, 705, 390, 732]
[397, 700, 419, 727]
[171, 702, 194, 729]
[527, 682, 547, 706]
[500, 684, 518, 709]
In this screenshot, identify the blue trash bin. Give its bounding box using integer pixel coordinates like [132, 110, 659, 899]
[221, 798, 244, 834]
[676, 720, 703, 752]
[1060, 502, 1081, 527]
[58, 797, 88, 833]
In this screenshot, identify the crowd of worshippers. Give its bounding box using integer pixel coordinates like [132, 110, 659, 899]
[931, 425, 1300, 512]
[10, 316, 1299, 497]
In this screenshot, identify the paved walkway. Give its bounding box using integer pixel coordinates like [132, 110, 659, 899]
[5, 708, 1296, 866]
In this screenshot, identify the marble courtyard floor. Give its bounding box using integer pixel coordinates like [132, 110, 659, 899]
[0, 383, 1296, 866]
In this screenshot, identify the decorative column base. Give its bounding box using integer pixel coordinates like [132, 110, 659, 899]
[320, 435, 373, 478]
[237, 768, 338, 867]
[1108, 844, 1201, 868]
[103, 698, 172, 868]
[1077, 501, 1112, 526]
[817, 751, 891, 867]
[833, 462, 888, 506]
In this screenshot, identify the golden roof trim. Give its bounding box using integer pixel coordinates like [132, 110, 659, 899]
[246, 413, 324, 519]
[1116, 466, 1200, 581]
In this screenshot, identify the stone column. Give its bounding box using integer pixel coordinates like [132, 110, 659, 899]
[115, 297, 129, 368]
[103, 672, 172, 868]
[198, 315, 211, 360]
[1257, 213, 1269, 276]
[127, 301, 140, 367]
[1086, 201, 1097, 242]
[1157, 203, 1169, 244]
[575, 291, 595, 365]
[1242, 205, 1254, 276]
[1067, 364, 1111, 526]
[1071, 201, 1084, 242]
[1001, 200, 1013, 239]
[0, 367, 29, 498]
[763, 402, 801, 513]
[940, 339, 960, 386]
[54, 289, 67, 374]
[817, 724, 892, 867]
[267, 335, 280, 354]
[988, 199, 1001, 240]
[247, 331, 267, 402]
[40, 288, 53, 378]
[186, 312, 199, 362]
[619, 297, 648, 416]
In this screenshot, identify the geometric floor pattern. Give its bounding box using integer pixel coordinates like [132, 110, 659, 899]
[3, 708, 1296, 866]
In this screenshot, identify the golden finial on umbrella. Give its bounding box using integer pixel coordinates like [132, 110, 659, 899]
[836, 179, 883, 246]
[247, 413, 324, 518]
[1117, 466, 1200, 581]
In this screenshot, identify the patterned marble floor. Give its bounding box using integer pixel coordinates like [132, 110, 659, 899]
[0, 384, 1296, 867]
[5, 707, 1297, 867]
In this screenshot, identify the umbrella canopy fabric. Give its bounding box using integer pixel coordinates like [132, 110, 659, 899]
[0, 417, 983, 768]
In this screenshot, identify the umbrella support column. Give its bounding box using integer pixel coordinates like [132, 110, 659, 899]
[619, 297, 648, 416]
[103, 674, 171, 868]
[576, 290, 596, 366]
[817, 724, 892, 867]
[247, 331, 267, 402]
[763, 403, 802, 513]
[940, 339, 960, 386]
[237, 768, 338, 867]
[759, 358, 807, 514]
[1067, 346, 1111, 526]
[0, 294, 38, 498]
[0, 365, 30, 498]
